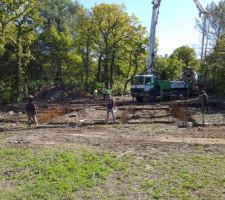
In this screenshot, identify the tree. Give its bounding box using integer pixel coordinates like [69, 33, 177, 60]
[196, 0, 225, 56]
[154, 56, 184, 80]
[76, 4, 148, 92]
[208, 1, 225, 43]
[0, 0, 43, 101]
[89, 4, 134, 88]
[38, 25, 81, 86]
[0, 0, 25, 54]
[115, 17, 148, 91]
[76, 7, 95, 90]
[40, 0, 81, 32]
[0, 2, 150, 102]
[206, 34, 225, 92]
[26, 0, 82, 88]
[170, 46, 199, 69]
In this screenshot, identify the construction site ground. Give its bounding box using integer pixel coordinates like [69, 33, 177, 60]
[1, 95, 225, 199]
[1, 94, 225, 154]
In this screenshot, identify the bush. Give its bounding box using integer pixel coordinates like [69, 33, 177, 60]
[111, 79, 124, 95]
[0, 81, 12, 104]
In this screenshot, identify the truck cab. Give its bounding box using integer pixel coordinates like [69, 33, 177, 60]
[131, 74, 159, 102]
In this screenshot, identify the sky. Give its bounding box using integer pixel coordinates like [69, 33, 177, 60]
[78, 0, 220, 56]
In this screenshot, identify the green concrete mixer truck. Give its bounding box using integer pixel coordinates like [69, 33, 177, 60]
[131, 68, 198, 102]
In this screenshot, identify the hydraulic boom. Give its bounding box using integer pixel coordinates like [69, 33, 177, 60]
[147, 0, 161, 74]
[193, 0, 210, 17]
[147, 0, 209, 73]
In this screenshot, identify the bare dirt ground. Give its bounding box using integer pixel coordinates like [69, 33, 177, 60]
[4, 125, 225, 152]
[1, 95, 225, 152]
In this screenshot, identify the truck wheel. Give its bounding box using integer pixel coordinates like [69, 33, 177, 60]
[136, 97, 143, 103]
[149, 95, 156, 102]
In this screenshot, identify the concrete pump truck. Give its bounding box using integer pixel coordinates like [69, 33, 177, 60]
[131, 0, 210, 103]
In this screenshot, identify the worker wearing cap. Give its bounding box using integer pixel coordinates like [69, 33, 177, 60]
[25, 95, 38, 127]
[106, 95, 116, 123]
[199, 90, 209, 113]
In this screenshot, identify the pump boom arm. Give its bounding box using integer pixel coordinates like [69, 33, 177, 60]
[147, 0, 161, 74]
[147, 0, 209, 74]
[193, 0, 210, 17]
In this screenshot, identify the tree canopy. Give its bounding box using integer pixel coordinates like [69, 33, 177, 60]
[0, 0, 225, 103]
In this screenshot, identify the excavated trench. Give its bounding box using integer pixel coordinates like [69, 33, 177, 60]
[35, 98, 225, 128]
[1, 97, 225, 130]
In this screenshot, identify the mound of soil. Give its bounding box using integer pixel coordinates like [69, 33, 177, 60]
[36, 85, 92, 102]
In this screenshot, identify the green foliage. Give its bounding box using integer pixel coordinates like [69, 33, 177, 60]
[115, 18, 148, 90]
[206, 34, 225, 92]
[111, 78, 125, 95]
[26, 80, 47, 95]
[42, 0, 81, 32]
[154, 56, 184, 80]
[0, 80, 11, 104]
[38, 25, 81, 85]
[194, 1, 225, 92]
[0, 0, 43, 101]
[170, 45, 200, 69]
[4, 0, 223, 102]
[77, 4, 147, 90]
[0, 1, 148, 102]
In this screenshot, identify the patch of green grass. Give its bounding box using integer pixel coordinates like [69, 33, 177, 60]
[142, 179, 154, 188]
[0, 147, 126, 200]
[132, 153, 225, 199]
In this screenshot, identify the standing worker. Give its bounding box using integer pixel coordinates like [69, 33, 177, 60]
[26, 95, 38, 127]
[106, 95, 116, 123]
[199, 90, 209, 113]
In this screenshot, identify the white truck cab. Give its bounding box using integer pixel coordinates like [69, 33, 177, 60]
[131, 74, 159, 102]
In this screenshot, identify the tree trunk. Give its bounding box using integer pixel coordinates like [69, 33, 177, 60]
[97, 52, 103, 82]
[109, 50, 115, 88]
[81, 52, 85, 84]
[124, 53, 139, 92]
[85, 39, 90, 91]
[104, 41, 109, 88]
[104, 54, 109, 88]
[15, 27, 23, 100]
[55, 57, 62, 86]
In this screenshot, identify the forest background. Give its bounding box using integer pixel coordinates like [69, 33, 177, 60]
[0, 0, 225, 103]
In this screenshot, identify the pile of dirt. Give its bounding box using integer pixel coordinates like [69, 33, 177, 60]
[36, 85, 92, 102]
